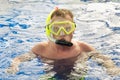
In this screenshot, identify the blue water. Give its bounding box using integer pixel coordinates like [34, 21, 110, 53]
[0, 0, 120, 80]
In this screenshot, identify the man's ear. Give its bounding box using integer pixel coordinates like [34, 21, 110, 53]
[75, 24, 76, 28]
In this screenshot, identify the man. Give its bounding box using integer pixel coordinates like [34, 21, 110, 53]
[6, 8, 120, 79]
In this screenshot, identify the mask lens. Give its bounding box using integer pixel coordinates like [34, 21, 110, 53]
[64, 24, 72, 32]
[51, 25, 60, 33]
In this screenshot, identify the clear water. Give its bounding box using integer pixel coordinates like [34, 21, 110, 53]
[0, 0, 120, 80]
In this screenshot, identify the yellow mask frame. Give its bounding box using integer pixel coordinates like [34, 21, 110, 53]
[48, 21, 76, 36]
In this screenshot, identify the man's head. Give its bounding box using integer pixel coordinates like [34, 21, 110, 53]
[46, 8, 76, 46]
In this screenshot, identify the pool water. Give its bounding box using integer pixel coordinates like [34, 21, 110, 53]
[0, 0, 120, 80]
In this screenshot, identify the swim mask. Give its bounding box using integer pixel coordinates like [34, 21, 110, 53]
[48, 21, 76, 36]
[45, 7, 75, 47]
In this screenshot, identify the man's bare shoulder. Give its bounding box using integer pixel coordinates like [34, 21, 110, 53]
[76, 41, 95, 52]
[31, 42, 48, 55]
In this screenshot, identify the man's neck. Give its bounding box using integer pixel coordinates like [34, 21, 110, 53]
[49, 41, 72, 51]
